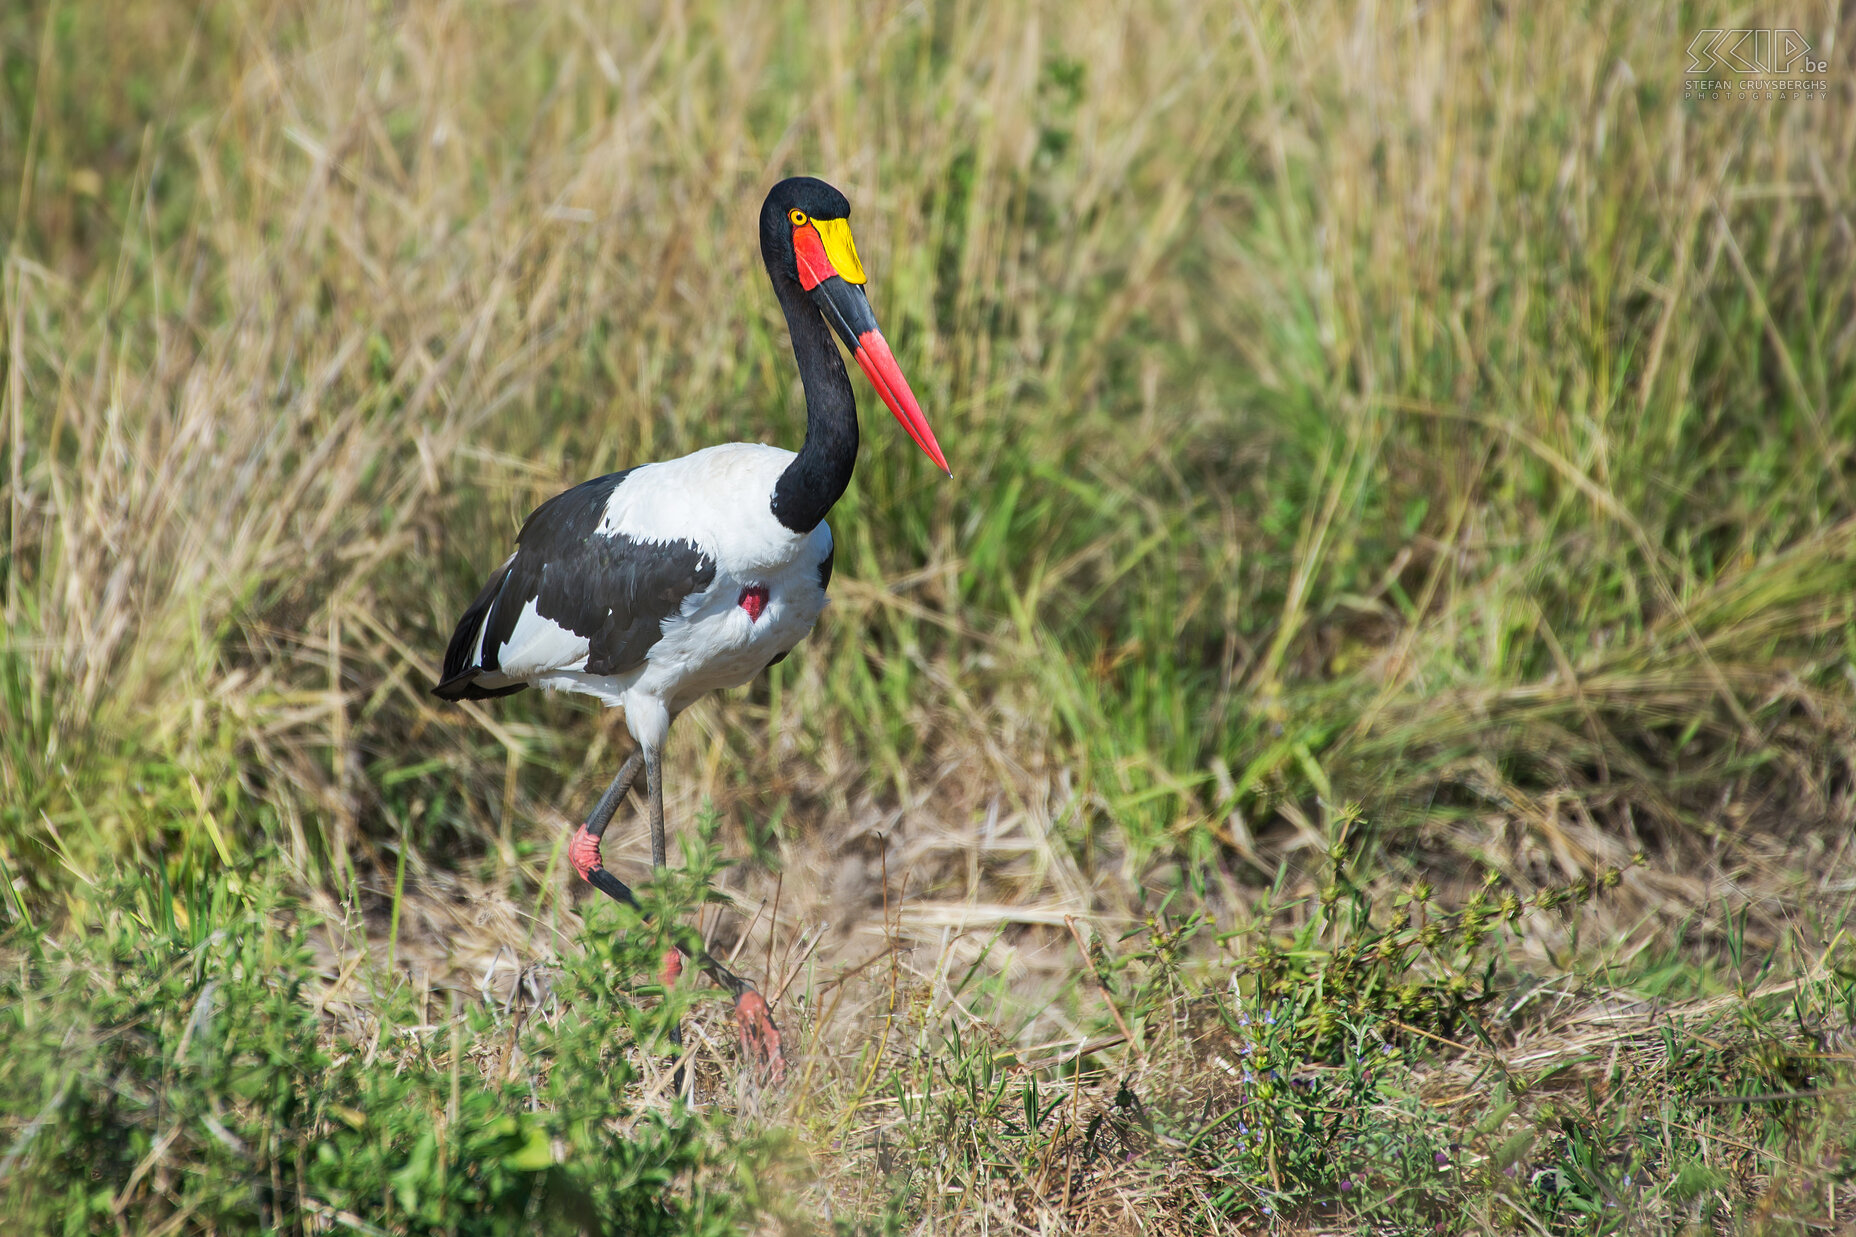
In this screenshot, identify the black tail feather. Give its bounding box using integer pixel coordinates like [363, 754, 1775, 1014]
[434, 560, 526, 701]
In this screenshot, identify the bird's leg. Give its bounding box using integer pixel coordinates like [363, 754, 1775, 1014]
[568, 752, 642, 905]
[640, 754, 675, 980]
[640, 746, 689, 1086]
[644, 746, 668, 870]
[572, 860, 786, 1082]
[586, 753, 643, 837]
[569, 747, 785, 1083]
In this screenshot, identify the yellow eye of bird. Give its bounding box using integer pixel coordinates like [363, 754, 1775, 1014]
[788, 209, 808, 226]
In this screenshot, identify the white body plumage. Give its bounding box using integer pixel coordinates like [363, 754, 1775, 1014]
[448, 443, 833, 753]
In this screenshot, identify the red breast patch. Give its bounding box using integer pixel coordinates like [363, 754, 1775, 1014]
[739, 585, 770, 621]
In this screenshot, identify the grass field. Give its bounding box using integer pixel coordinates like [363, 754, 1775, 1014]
[3, 0, 1855, 1232]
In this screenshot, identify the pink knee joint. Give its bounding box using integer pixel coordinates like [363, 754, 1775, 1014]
[569, 825, 602, 882]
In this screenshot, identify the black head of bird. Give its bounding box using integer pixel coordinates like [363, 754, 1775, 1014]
[759, 176, 950, 477]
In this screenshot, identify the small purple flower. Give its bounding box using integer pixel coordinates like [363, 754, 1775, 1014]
[1265, 1009, 1277, 1025]
[1434, 1151, 1449, 1165]
[1340, 1179, 1354, 1192]
[1237, 1122, 1248, 1135]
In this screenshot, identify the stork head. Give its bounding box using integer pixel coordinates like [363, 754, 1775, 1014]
[760, 177, 950, 476]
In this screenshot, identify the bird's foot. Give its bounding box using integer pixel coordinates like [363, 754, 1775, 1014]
[733, 988, 785, 1085]
[569, 824, 603, 882]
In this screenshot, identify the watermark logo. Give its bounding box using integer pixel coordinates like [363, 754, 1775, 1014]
[1685, 29, 1828, 102]
[1686, 29, 1825, 75]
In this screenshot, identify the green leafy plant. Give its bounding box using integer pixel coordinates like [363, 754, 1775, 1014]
[0, 840, 781, 1235]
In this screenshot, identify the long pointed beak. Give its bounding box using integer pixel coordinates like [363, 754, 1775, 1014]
[810, 277, 951, 476]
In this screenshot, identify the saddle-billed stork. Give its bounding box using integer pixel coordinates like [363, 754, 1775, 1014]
[433, 178, 948, 1081]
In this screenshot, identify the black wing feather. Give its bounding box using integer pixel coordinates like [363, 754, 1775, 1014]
[434, 558, 525, 700]
[433, 468, 716, 700]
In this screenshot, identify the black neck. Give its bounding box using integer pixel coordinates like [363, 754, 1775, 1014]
[768, 275, 857, 534]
